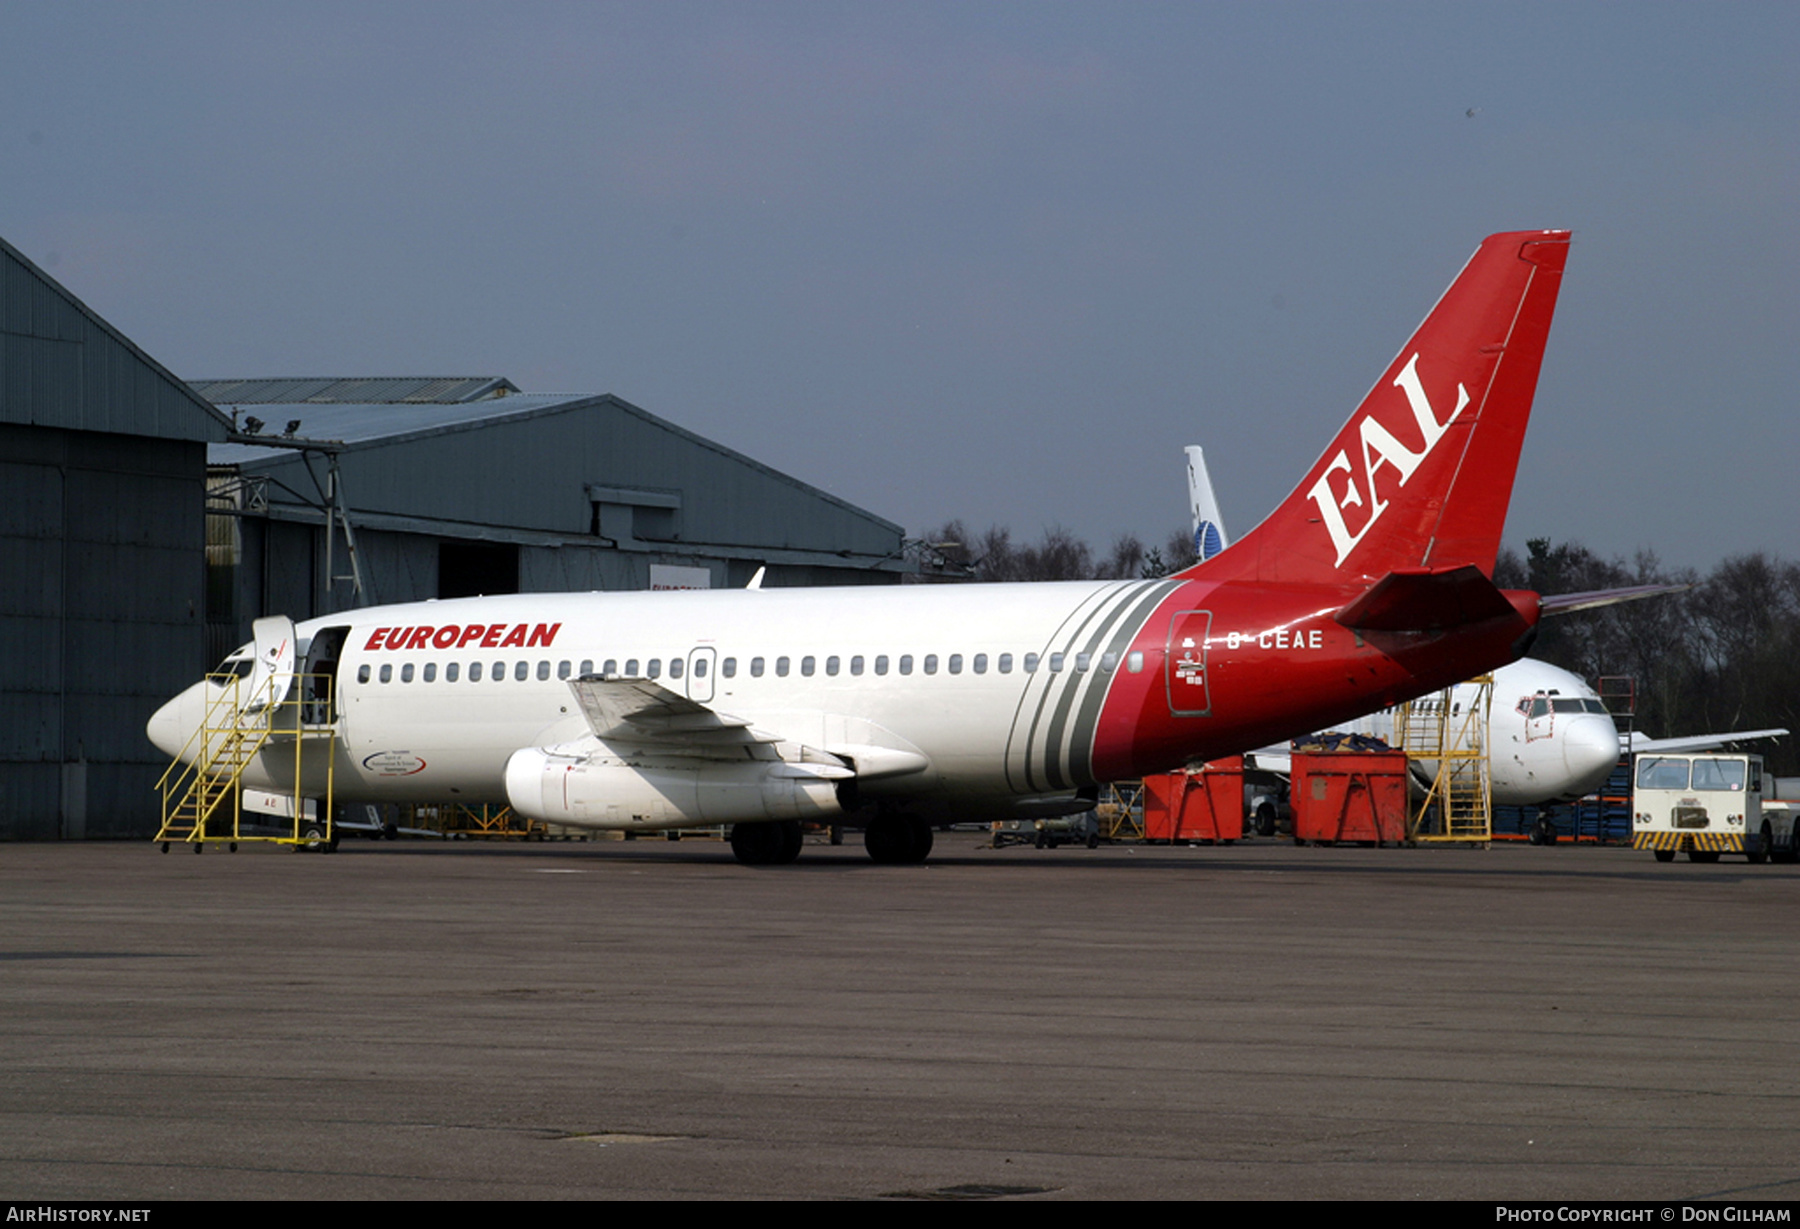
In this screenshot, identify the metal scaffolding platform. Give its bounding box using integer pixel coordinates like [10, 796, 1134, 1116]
[1398, 674, 1494, 845]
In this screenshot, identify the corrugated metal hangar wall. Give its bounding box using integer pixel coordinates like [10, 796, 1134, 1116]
[1, 238, 231, 839]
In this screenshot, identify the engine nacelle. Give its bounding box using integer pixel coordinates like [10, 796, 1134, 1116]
[505, 749, 845, 829]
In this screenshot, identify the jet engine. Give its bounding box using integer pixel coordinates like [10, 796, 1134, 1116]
[504, 749, 846, 828]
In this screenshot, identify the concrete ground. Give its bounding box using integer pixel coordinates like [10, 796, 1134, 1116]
[2, 833, 1797, 1200]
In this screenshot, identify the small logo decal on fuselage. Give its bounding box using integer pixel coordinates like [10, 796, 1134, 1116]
[363, 751, 428, 777]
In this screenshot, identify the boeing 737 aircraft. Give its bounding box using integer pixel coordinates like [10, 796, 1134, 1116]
[151, 230, 1578, 865]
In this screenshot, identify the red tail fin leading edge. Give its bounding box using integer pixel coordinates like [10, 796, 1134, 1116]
[1190, 230, 1570, 587]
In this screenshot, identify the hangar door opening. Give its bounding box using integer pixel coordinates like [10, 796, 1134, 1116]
[439, 542, 519, 599]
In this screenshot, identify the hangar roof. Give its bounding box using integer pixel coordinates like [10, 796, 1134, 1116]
[1, 236, 232, 442]
[191, 376, 519, 405]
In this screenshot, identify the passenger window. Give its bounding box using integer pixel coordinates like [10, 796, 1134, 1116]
[776, 656, 790, 677]
[948, 654, 962, 674]
[558, 661, 571, 680]
[1025, 653, 1039, 672]
[1126, 652, 1142, 674]
[1049, 653, 1064, 672]
[825, 656, 839, 676]
[446, 662, 459, 682]
[357, 664, 371, 684]
[492, 660, 505, 681]
[379, 664, 393, 683]
[424, 663, 438, 683]
[647, 659, 661, 679]
[670, 658, 684, 679]
[400, 663, 414, 683]
[973, 653, 987, 674]
[722, 658, 736, 678]
[602, 659, 616, 676]
[998, 653, 1012, 674]
[875, 655, 889, 675]
[924, 654, 938, 675]
[899, 655, 913, 675]
[513, 661, 528, 682]
[469, 662, 483, 682]
[1100, 652, 1117, 672]
[625, 658, 639, 676]
[537, 661, 551, 681]
[850, 655, 864, 676]
[751, 657, 765, 677]
[693, 658, 707, 678]
[1076, 653, 1090, 672]
[802, 656, 816, 677]
[581, 659, 594, 676]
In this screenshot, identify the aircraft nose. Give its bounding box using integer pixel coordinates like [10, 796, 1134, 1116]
[1560, 715, 1621, 798]
[146, 682, 205, 759]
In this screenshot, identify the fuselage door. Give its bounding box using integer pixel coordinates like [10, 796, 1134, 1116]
[1165, 609, 1213, 717]
[246, 615, 297, 711]
[687, 647, 717, 704]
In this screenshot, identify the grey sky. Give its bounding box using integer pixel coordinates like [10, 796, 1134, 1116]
[4, 2, 1793, 573]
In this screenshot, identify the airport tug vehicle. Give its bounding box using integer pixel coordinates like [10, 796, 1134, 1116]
[1632, 752, 1798, 864]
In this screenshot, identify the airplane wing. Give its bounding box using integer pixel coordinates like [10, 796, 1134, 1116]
[567, 675, 780, 750]
[1625, 728, 1789, 755]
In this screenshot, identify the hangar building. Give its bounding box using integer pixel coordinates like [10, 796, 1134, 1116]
[0, 234, 905, 841]
[196, 378, 905, 667]
[1, 237, 232, 840]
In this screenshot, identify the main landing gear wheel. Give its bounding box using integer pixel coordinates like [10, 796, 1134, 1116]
[1652, 848, 1676, 863]
[864, 814, 932, 865]
[729, 820, 804, 867]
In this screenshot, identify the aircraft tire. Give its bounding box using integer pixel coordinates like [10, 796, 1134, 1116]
[1688, 850, 1721, 864]
[1254, 804, 1277, 838]
[1748, 822, 1772, 864]
[729, 821, 789, 867]
[1653, 848, 1676, 863]
[775, 820, 803, 865]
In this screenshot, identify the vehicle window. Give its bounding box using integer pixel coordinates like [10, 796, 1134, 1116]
[669, 658, 684, 679]
[625, 658, 639, 676]
[776, 656, 790, 677]
[850, 656, 863, 676]
[445, 662, 459, 682]
[1075, 653, 1091, 672]
[379, 664, 392, 684]
[721, 658, 735, 678]
[1127, 651, 1142, 673]
[875, 655, 889, 675]
[1692, 759, 1746, 791]
[647, 659, 661, 679]
[972, 653, 987, 674]
[1100, 652, 1117, 672]
[998, 653, 1012, 673]
[537, 661, 551, 681]
[693, 657, 707, 678]
[1552, 699, 1583, 713]
[923, 654, 938, 675]
[899, 655, 913, 675]
[401, 663, 414, 683]
[1024, 653, 1039, 672]
[558, 661, 571, 680]
[511, 661, 526, 682]
[751, 657, 765, 677]
[948, 654, 962, 674]
[1049, 653, 1064, 672]
[469, 662, 482, 682]
[825, 656, 839, 676]
[1529, 697, 1551, 718]
[582, 660, 595, 676]
[357, 664, 371, 684]
[492, 660, 505, 681]
[1584, 699, 1609, 714]
[1636, 757, 1690, 790]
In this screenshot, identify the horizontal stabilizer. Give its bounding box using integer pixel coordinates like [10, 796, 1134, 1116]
[1334, 564, 1519, 632]
[1541, 583, 1690, 617]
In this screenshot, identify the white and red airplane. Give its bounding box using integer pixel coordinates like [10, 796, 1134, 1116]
[151, 229, 1580, 864]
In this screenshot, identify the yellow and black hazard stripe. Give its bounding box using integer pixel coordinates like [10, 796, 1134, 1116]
[1633, 831, 1743, 853]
